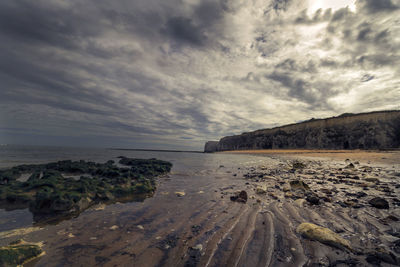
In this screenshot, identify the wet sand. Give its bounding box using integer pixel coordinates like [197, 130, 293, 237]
[1, 151, 400, 266]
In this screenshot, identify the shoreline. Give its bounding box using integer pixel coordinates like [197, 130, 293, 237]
[218, 149, 400, 165]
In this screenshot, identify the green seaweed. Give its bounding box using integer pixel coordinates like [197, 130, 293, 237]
[0, 240, 43, 267]
[0, 157, 172, 224]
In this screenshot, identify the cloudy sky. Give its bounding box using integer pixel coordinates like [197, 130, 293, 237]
[0, 0, 399, 150]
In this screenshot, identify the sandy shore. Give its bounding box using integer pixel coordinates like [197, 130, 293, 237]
[220, 149, 400, 165]
[1, 151, 400, 266]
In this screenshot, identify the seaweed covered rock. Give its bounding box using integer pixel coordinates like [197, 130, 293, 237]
[0, 158, 172, 223]
[0, 239, 44, 267]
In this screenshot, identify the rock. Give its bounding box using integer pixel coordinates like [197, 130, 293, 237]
[0, 240, 44, 267]
[306, 195, 320, 205]
[369, 197, 389, 209]
[294, 199, 306, 207]
[175, 192, 186, 197]
[345, 163, 355, 169]
[364, 177, 379, 183]
[256, 186, 267, 194]
[0, 158, 173, 224]
[109, 225, 119, 230]
[282, 184, 291, 192]
[290, 180, 310, 191]
[230, 191, 247, 203]
[284, 192, 293, 198]
[292, 161, 306, 169]
[296, 223, 351, 250]
[269, 192, 278, 200]
[192, 244, 203, 251]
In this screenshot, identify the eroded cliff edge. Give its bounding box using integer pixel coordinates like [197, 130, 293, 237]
[205, 110, 400, 152]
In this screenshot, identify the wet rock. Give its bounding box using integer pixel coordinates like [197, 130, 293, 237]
[290, 180, 310, 191]
[282, 184, 291, 192]
[292, 161, 306, 169]
[0, 158, 172, 224]
[284, 192, 294, 198]
[0, 239, 44, 267]
[255, 186, 267, 194]
[369, 197, 389, 209]
[269, 192, 278, 200]
[157, 234, 179, 251]
[364, 177, 379, 183]
[345, 163, 355, 169]
[184, 245, 202, 267]
[230, 191, 247, 203]
[306, 195, 320, 205]
[175, 192, 186, 197]
[191, 225, 201, 235]
[296, 223, 351, 250]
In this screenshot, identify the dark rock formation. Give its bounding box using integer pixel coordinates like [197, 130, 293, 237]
[369, 197, 389, 209]
[204, 110, 400, 152]
[0, 158, 172, 224]
[204, 141, 219, 153]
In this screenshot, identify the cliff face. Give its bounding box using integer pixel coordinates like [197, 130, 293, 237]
[205, 111, 400, 152]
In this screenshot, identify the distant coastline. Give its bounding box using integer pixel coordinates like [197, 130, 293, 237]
[110, 148, 203, 153]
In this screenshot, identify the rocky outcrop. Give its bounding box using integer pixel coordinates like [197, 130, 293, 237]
[204, 110, 400, 152]
[204, 141, 219, 152]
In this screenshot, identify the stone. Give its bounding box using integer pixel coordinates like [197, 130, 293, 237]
[290, 180, 310, 191]
[230, 191, 247, 203]
[365, 177, 379, 183]
[369, 197, 389, 209]
[284, 192, 293, 198]
[282, 184, 291, 192]
[306, 195, 320, 205]
[175, 192, 186, 197]
[296, 223, 351, 250]
[256, 186, 267, 194]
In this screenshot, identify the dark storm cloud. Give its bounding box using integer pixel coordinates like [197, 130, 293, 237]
[357, 0, 399, 13]
[267, 72, 318, 104]
[0, 1, 102, 49]
[162, 17, 206, 46]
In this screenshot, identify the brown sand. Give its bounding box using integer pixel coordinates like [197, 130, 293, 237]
[220, 149, 400, 165]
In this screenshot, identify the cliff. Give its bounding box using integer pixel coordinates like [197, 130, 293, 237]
[205, 110, 400, 152]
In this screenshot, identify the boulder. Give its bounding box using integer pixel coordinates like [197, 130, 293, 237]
[306, 195, 320, 205]
[230, 191, 248, 203]
[369, 197, 389, 209]
[296, 223, 351, 250]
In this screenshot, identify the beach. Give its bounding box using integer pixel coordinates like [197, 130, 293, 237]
[0, 147, 399, 266]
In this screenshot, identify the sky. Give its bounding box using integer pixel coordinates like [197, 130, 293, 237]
[0, 0, 399, 150]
